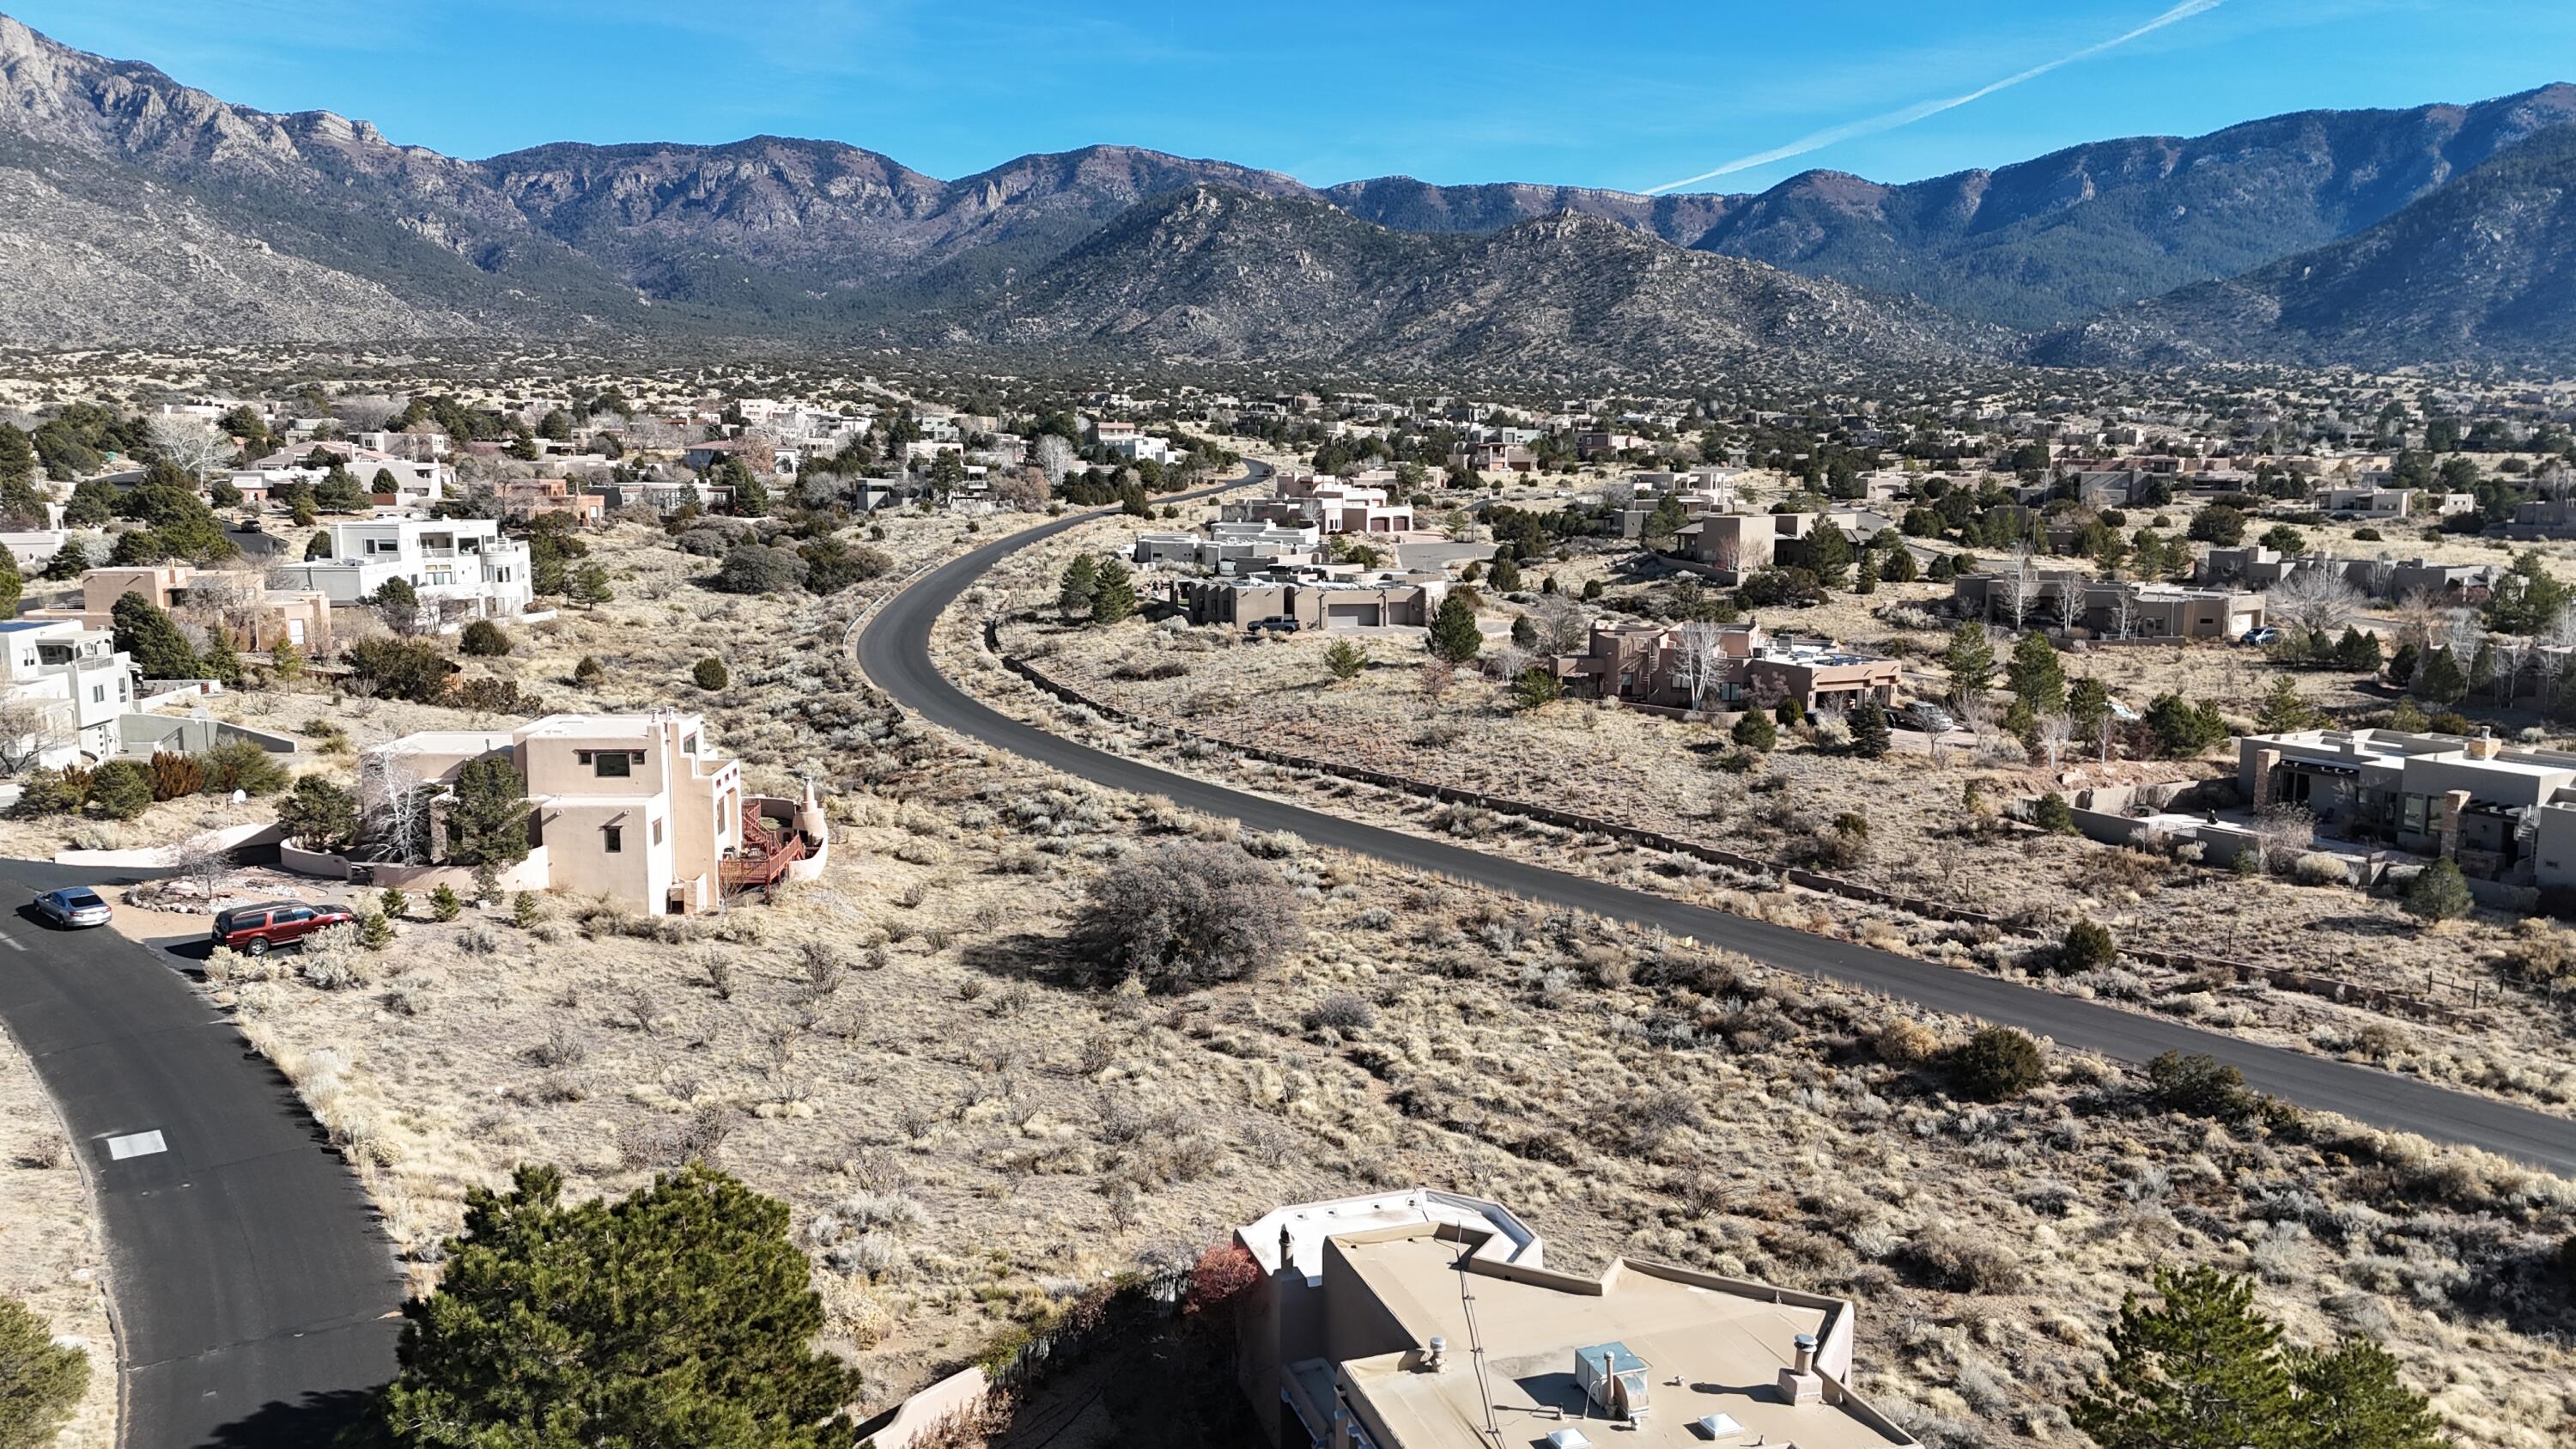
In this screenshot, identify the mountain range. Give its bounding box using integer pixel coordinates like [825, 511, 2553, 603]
[0, 11, 2569, 375]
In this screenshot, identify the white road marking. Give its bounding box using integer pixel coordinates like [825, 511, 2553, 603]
[104, 1130, 167, 1160]
[0, 931, 23, 951]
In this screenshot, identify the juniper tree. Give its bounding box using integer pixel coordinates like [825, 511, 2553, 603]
[349, 1165, 862, 1449]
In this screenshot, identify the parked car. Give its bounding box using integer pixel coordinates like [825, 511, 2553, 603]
[210, 900, 355, 956]
[2239, 626, 2281, 646]
[1246, 616, 1301, 635]
[1899, 701, 1955, 734]
[30, 887, 112, 928]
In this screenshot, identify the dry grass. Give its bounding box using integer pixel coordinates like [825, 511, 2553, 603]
[0, 1015, 115, 1448]
[959, 508, 2576, 1120]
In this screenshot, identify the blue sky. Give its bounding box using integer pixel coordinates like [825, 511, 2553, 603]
[13, 1, 2574, 193]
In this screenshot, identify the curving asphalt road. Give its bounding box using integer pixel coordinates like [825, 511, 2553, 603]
[860, 467, 2576, 1177]
[0, 859, 400, 1448]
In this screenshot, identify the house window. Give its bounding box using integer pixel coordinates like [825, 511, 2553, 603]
[604, 825, 623, 854]
[651, 819, 664, 846]
[681, 734, 698, 755]
[596, 752, 631, 778]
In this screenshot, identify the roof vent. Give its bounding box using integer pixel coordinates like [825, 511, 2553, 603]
[1693, 1413, 1747, 1440]
[1545, 1432, 1592, 1449]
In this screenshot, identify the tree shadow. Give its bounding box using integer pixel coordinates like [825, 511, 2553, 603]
[202, 1387, 379, 1449]
[2311, 913, 2416, 939]
[960, 931, 1086, 987]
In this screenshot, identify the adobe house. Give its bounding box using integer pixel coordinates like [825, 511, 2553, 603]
[320, 713, 826, 912]
[2239, 727, 2576, 883]
[1229, 1190, 1913, 1449]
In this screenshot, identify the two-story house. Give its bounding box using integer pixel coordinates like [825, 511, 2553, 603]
[267, 519, 533, 625]
[343, 714, 825, 914]
[28, 566, 333, 653]
[0, 620, 135, 766]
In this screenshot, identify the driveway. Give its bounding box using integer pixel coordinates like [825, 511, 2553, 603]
[0, 859, 400, 1448]
[858, 470, 2576, 1176]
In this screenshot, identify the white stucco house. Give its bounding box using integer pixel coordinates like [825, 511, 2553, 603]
[266, 519, 533, 624]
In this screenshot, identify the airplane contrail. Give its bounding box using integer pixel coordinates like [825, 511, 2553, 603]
[1642, 0, 2227, 195]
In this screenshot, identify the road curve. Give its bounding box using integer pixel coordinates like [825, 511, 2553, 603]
[860, 467, 2576, 1177]
[0, 859, 400, 1448]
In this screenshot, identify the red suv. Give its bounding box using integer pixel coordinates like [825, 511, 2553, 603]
[211, 900, 356, 956]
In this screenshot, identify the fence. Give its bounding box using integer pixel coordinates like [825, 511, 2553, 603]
[991, 618, 2471, 1026]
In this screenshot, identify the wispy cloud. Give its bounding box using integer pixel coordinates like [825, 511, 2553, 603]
[1642, 0, 2227, 194]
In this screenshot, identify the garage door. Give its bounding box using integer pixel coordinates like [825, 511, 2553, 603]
[1326, 603, 1381, 628]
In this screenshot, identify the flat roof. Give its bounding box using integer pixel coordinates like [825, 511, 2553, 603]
[1334, 1233, 1905, 1449]
[518, 713, 699, 740]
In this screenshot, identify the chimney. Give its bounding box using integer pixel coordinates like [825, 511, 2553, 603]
[2465, 728, 2501, 761]
[1792, 1333, 1817, 1376]
[1424, 1336, 1448, 1373]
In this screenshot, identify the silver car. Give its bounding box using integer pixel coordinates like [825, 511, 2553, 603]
[32, 887, 112, 928]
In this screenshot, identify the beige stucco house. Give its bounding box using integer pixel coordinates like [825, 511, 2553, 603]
[1230, 1190, 1911, 1449]
[28, 565, 334, 654]
[320, 713, 825, 913]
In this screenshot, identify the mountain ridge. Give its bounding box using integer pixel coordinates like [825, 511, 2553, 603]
[2035, 122, 2576, 372]
[0, 11, 2569, 373]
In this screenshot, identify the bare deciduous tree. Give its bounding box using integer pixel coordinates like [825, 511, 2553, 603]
[2265, 568, 2365, 634]
[2389, 588, 2449, 648]
[1671, 619, 1730, 711]
[2035, 712, 2074, 770]
[0, 696, 70, 775]
[1998, 546, 2037, 633]
[1533, 595, 1590, 656]
[151, 417, 229, 481]
[166, 829, 234, 906]
[361, 750, 430, 864]
[2251, 805, 2316, 874]
[993, 466, 1050, 512]
[1034, 435, 1077, 490]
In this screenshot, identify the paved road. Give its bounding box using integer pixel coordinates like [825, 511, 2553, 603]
[0, 860, 401, 1448]
[859, 470, 2576, 1176]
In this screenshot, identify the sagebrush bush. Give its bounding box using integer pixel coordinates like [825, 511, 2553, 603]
[1303, 991, 1376, 1034]
[1899, 1227, 2027, 1294]
[1074, 840, 1304, 991]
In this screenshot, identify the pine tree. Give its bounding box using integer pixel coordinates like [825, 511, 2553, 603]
[1487, 553, 1522, 593]
[198, 624, 243, 687]
[351, 1165, 862, 1449]
[110, 590, 202, 679]
[1428, 591, 1482, 664]
[1877, 546, 1917, 584]
[1731, 711, 1777, 752]
[0, 547, 21, 619]
[1059, 555, 1098, 619]
[2008, 630, 2067, 715]
[2414, 646, 2468, 705]
[1088, 558, 1137, 624]
[1848, 697, 1891, 758]
[2286, 1340, 2448, 1449]
[2257, 677, 2316, 734]
[2073, 1265, 2292, 1449]
[2386, 642, 2420, 688]
[2467, 641, 2500, 701]
[2069, 676, 2111, 740]
[1943, 621, 1996, 703]
[2335, 626, 2381, 673]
